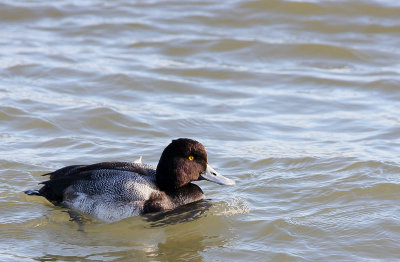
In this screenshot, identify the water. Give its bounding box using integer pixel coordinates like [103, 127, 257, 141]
[1, 0, 400, 261]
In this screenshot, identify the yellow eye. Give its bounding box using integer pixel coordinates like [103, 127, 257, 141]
[188, 155, 194, 161]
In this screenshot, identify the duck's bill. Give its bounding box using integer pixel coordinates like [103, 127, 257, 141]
[200, 164, 235, 186]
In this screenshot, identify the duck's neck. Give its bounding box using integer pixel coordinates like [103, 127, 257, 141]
[155, 163, 181, 190]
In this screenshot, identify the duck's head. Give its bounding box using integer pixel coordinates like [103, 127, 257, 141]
[156, 138, 235, 191]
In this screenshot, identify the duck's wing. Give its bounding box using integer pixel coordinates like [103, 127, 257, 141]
[133, 156, 142, 164]
[38, 162, 156, 204]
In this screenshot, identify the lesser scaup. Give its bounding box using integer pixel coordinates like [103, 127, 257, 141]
[25, 138, 235, 222]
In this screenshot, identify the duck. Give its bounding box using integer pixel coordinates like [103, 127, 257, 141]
[25, 138, 235, 222]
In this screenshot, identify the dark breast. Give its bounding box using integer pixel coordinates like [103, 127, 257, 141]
[143, 183, 205, 214]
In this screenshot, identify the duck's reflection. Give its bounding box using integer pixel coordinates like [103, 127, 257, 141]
[144, 200, 214, 261]
[144, 200, 212, 227]
[142, 200, 231, 261]
[155, 231, 208, 262]
[34, 200, 233, 262]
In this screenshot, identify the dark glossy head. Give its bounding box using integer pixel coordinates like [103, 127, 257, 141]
[156, 138, 235, 191]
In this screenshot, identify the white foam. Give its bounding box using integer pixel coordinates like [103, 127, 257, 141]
[215, 197, 251, 217]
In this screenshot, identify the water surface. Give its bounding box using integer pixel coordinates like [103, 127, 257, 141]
[1, 0, 400, 261]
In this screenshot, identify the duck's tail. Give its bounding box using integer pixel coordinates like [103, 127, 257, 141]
[24, 189, 41, 196]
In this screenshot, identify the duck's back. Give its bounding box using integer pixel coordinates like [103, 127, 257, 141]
[39, 162, 159, 222]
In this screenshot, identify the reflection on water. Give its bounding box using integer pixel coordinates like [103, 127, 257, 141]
[144, 200, 212, 227]
[29, 202, 234, 262]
